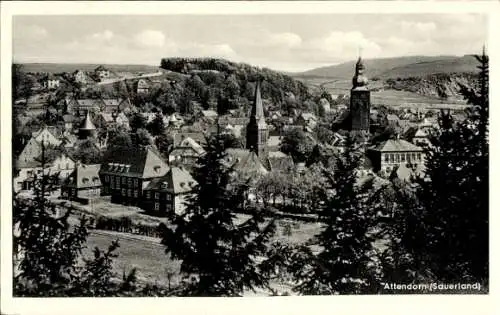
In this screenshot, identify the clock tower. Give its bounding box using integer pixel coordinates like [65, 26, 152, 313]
[350, 56, 370, 131]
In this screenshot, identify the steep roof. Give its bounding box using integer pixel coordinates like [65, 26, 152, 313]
[64, 164, 102, 189]
[100, 146, 169, 179]
[80, 112, 96, 130]
[102, 99, 121, 107]
[370, 139, 423, 152]
[249, 80, 266, 126]
[174, 132, 207, 146]
[144, 167, 197, 194]
[201, 110, 218, 118]
[76, 99, 98, 106]
[225, 148, 268, 176]
[178, 137, 206, 155]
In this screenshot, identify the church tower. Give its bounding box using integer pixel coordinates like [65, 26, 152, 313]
[79, 111, 96, 140]
[246, 80, 269, 156]
[350, 56, 371, 131]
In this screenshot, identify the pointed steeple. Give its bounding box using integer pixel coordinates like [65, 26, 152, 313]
[246, 79, 269, 156]
[80, 111, 96, 130]
[251, 80, 265, 122]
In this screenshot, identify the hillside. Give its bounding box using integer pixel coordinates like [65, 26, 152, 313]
[296, 55, 478, 80]
[19, 63, 159, 75]
[76, 58, 315, 116]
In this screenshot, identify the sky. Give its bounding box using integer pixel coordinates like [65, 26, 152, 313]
[13, 14, 488, 72]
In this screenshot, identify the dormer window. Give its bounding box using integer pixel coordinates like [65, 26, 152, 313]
[180, 182, 185, 188]
[154, 166, 161, 173]
[92, 176, 99, 182]
[160, 182, 168, 189]
[82, 177, 89, 184]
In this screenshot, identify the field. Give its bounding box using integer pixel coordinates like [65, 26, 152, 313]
[296, 76, 469, 110]
[83, 218, 319, 295]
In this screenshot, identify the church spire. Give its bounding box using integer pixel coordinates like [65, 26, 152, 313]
[246, 79, 269, 156]
[251, 79, 265, 122]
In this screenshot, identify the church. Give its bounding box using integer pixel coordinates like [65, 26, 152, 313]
[333, 55, 373, 138]
[224, 80, 294, 180]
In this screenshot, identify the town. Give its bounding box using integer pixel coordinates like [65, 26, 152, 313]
[14, 58, 445, 210]
[12, 52, 488, 297]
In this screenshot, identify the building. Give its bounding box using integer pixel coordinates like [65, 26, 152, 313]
[61, 164, 102, 203]
[297, 112, 318, 130]
[137, 79, 150, 94]
[350, 56, 370, 131]
[78, 111, 97, 140]
[73, 70, 91, 85]
[95, 112, 130, 130]
[99, 146, 169, 206]
[67, 99, 105, 116]
[95, 65, 111, 80]
[367, 138, 425, 177]
[32, 126, 62, 147]
[142, 166, 197, 216]
[169, 137, 206, 167]
[14, 138, 75, 192]
[43, 74, 60, 90]
[246, 80, 269, 157]
[62, 114, 76, 132]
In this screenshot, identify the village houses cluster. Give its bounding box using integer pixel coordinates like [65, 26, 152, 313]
[13, 58, 437, 216]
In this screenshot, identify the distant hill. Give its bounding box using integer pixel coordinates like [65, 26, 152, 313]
[17, 63, 160, 74]
[296, 55, 479, 80]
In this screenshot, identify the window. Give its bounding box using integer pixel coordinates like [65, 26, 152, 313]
[417, 153, 422, 161]
[66, 163, 70, 169]
[27, 171, 33, 177]
[146, 191, 151, 199]
[134, 179, 138, 188]
[154, 202, 159, 211]
[121, 188, 126, 196]
[401, 154, 406, 162]
[105, 175, 109, 183]
[384, 154, 389, 163]
[134, 190, 138, 198]
[395, 154, 400, 163]
[111, 181, 115, 189]
[58, 164, 61, 170]
[128, 178, 132, 186]
[122, 177, 126, 184]
[390, 154, 395, 163]
[116, 179, 120, 189]
[155, 193, 160, 199]
[166, 203, 172, 211]
[110, 176, 114, 184]
[407, 153, 411, 162]
[127, 189, 131, 197]
[166, 194, 171, 201]
[412, 153, 416, 161]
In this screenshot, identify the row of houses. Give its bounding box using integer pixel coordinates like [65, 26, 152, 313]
[60, 146, 197, 216]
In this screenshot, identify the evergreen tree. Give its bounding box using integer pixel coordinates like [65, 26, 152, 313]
[13, 142, 137, 296]
[147, 112, 166, 136]
[129, 112, 147, 132]
[159, 134, 277, 296]
[287, 136, 379, 294]
[385, 50, 489, 285]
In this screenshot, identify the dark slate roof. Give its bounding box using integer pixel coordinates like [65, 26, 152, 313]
[100, 146, 169, 179]
[225, 149, 268, 176]
[64, 164, 102, 189]
[144, 167, 197, 194]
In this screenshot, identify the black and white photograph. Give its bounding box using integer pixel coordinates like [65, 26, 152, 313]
[1, 1, 498, 314]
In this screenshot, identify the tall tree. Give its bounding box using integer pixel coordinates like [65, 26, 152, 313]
[287, 136, 380, 294]
[147, 112, 166, 136]
[159, 134, 277, 296]
[13, 143, 136, 296]
[385, 50, 489, 284]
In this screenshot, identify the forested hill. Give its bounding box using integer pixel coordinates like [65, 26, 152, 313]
[155, 58, 314, 114]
